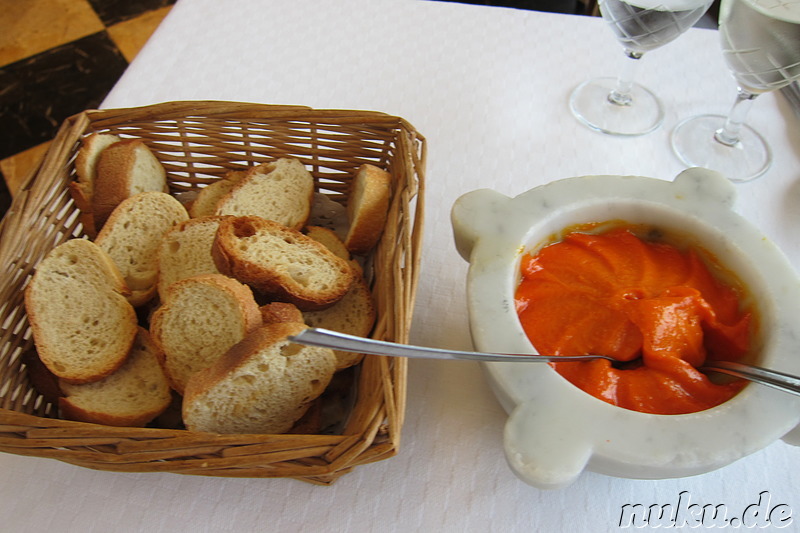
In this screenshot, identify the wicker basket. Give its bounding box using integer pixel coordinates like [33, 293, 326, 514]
[0, 101, 425, 484]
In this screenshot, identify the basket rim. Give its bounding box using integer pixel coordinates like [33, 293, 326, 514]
[0, 100, 426, 483]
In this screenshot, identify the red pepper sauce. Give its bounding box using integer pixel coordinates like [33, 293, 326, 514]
[514, 226, 751, 415]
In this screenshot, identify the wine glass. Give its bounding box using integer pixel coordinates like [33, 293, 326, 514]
[570, 0, 714, 136]
[671, 0, 800, 182]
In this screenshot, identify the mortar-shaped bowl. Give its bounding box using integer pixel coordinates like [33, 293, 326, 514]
[451, 167, 800, 489]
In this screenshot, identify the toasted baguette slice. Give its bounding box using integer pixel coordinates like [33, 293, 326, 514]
[344, 164, 392, 255]
[95, 192, 189, 307]
[59, 328, 172, 426]
[213, 216, 355, 310]
[260, 302, 304, 324]
[93, 139, 168, 229]
[302, 276, 376, 370]
[70, 133, 121, 238]
[150, 273, 262, 394]
[189, 169, 247, 218]
[305, 225, 362, 275]
[183, 322, 336, 434]
[156, 216, 228, 300]
[305, 225, 350, 260]
[214, 158, 313, 230]
[24, 239, 138, 384]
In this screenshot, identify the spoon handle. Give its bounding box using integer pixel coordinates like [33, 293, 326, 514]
[701, 361, 800, 398]
[292, 329, 800, 398]
[288, 328, 608, 363]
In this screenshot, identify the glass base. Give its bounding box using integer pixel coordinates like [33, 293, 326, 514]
[569, 77, 664, 136]
[671, 114, 771, 183]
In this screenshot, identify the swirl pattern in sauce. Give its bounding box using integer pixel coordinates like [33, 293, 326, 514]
[515, 227, 751, 415]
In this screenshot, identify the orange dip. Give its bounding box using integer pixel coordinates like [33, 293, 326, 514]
[514, 226, 752, 415]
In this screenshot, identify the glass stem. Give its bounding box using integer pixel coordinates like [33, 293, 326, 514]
[714, 88, 758, 146]
[608, 49, 643, 106]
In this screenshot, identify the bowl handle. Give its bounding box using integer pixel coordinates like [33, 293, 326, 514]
[451, 189, 512, 261]
[672, 167, 737, 208]
[504, 400, 593, 490]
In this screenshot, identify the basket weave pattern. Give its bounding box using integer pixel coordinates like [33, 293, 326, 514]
[0, 101, 425, 484]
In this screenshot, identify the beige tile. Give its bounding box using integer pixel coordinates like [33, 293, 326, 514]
[0, 141, 51, 196]
[106, 6, 172, 63]
[0, 0, 104, 67]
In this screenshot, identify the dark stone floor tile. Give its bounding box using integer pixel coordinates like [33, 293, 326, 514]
[0, 176, 10, 219]
[0, 31, 128, 160]
[434, 0, 581, 13]
[87, 0, 177, 26]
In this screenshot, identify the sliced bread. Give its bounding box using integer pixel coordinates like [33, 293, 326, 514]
[305, 225, 350, 261]
[189, 169, 247, 218]
[95, 191, 190, 307]
[214, 158, 314, 230]
[305, 224, 362, 275]
[24, 239, 138, 384]
[212, 215, 355, 310]
[69, 132, 121, 237]
[302, 276, 376, 370]
[260, 302, 304, 324]
[183, 322, 336, 434]
[156, 215, 228, 300]
[343, 164, 392, 255]
[58, 328, 172, 426]
[92, 139, 168, 229]
[149, 273, 262, 394]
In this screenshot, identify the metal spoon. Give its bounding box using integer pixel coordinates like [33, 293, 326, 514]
[289, 328, 800, 398]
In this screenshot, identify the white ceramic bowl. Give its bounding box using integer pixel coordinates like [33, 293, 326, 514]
[451, 168, 800, 489]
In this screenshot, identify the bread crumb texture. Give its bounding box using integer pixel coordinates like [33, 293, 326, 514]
[215, 159, 314, 230]
[30, 151, 396, 432]
[95, 191, 189, 305]
[24, 239, 137, 384]
[150, 274, 262, 394]
[183, 323, 336, 434]
[59, 328, 172, 426]
[157, 216, 227, 300]
[213, 216, 355, 310]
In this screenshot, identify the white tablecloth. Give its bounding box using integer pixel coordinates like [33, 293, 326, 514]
[4, 0, 799, 531]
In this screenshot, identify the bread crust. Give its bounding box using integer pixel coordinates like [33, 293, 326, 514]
[150, 273, 263, 394]
[156, 215, 230, 300]
[24, 239, 138, 384]
[260, 302, 305, 324]
[183, 322, 336, 434]
[70, 133, 121, 238]
[68, 181, 97, 238]
[306, 224, 362, 275]
[75, 133, 121, 186]
[302, 276, 376, 370]
[213, 216, 355, 310]
[92, 139, 168, 229]
[215, 159, 314, 230]
[189, 169, 247, 218]
[95, 191, 190, 307]
[58, 328, 172, 427]
[344, 164, 392, 255]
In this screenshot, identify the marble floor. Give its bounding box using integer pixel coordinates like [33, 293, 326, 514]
[0, 0, 175, 217]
